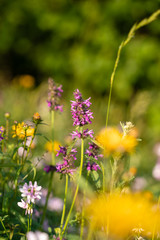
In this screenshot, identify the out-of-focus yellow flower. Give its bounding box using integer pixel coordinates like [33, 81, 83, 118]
[13, 75, 35, 88]
[19, 75, 35, 88]
[86, 193, 160, 239]
[12, 122, 34, 140]
[96, 127, 137, 156]
[45, 141, 61, 153]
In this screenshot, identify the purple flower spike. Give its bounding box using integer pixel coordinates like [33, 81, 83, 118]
[86, 162, 101, 171]
[85, 142, 103, 161]
[56, 145, 77, 175]
[71, 129, 94, 140]
[47, 78, 63, 112]
[71, 89, 93, 127]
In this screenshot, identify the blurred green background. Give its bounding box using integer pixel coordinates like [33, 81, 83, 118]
[0, 0, 160, 190]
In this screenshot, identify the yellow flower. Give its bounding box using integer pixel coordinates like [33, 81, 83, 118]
[86, 193, 160, 239]
[96, 127, 137, 156]
[12, 122, 34, 140]
[45, 141, 61, 153]
[19, 75, 35, 88]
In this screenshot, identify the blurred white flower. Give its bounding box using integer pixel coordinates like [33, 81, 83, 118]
[152, 162, 160, 181]
[154, 143, 160, 158]
[18, 147, 27, 157]
[27, 231, 49, 240]
[47, 197, 63, 212]
[132, 177, 147, 191]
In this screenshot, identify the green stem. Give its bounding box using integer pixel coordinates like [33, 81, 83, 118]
[0, 218, 9, 239]
[27, 215, 30, 233]
[51, 110, 55, 165]
[80, 171, 90, 239]
[5, 119, 9, 140]
[62, 138, 84, 236]
[110, 159, 117, 193]
[41, 171, 54, 227]
[60, 174, 69, 240]
[22, 136, 27, 165]
[105, 9, 160, 128]
[30, 214, 32, 231]
[100, 162, 105, 193]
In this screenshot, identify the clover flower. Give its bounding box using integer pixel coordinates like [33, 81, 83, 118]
[17, 199, 33, 215]
[18, 181, 42, 215]
[86, 193, 160, 239]
[19, 181, 42, 204]
[56, 146, 77, 175]
[12, 122, 34, 140]
[47, 78, 63, 112]
[71, 89, 93, 127]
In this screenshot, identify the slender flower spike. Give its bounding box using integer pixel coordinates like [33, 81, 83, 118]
[19, 181, 42, 204]
[47, 78, 63, 112]
[71, 89, 93, 127]
[56, 146, 77, 175]
[86, 161, 101, 171]
[85, 142, 103, 161]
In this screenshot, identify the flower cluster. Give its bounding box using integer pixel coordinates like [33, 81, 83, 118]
[18, 181, 42, 215]
[71, 89, 93, 127]
[0, 126, 4, 141]
[85, 142, 103, 171]
[47, 78, 63, 112]
[12, 122, 34, 140]
[86, 193, 160, 238]
[71, 129, 94, 139]
[96, 127, 137, 156]
[56, 146, 77, 175]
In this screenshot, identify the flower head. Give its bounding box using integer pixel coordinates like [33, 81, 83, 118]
[86, 193, 160, 239]
[56, 146, 77, 175]
[32, 112, 42, 124]
[12, 122, 34, 140]
[47, 78, 63, 112]
[96, 127, 137, 156]
[45, 141, 61, 153]
[27, 231, 49, 240]
[19, 181, 42, 204]
[71, 89, 93, 127]
[17, 199, 33, 215]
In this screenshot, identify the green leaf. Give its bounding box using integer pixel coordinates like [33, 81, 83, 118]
[91, 170, 101, 189]
[67, 234, 81, 240]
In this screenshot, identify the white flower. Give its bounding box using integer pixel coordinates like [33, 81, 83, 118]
[27, 231, 49, 240]
[20, 181, 42, 203]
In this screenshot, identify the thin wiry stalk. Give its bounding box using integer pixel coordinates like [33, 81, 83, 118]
[105, 9, 160, 128]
